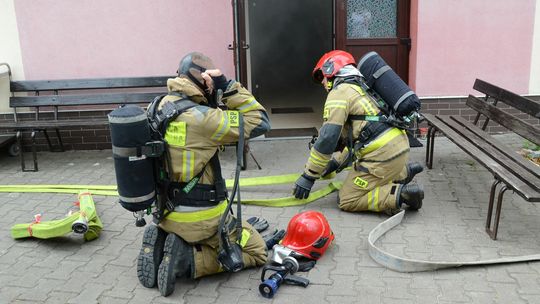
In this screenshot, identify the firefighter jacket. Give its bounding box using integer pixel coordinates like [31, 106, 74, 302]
[303, 82, 409, 179]
[158, 77, 270, 186]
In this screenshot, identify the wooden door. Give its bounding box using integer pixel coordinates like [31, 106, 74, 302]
[336, 0, 411, 82]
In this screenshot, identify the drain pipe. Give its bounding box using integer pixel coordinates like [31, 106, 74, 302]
[232, 0, 242, 81]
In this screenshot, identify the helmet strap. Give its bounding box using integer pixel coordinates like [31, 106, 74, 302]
[326, 79, 334, 90]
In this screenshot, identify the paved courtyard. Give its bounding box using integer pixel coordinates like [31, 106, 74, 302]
[0, 134, 539, 304]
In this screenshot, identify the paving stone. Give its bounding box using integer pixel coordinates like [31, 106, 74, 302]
[0, 134, 539, 304]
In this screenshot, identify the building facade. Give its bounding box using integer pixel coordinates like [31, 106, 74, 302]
[1, 0, 539, 149]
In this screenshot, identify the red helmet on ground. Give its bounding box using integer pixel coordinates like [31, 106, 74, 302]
[281, 211, 334, 260]
[312, 50, 356, 83]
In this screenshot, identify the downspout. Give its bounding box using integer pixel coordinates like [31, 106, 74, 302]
[232, 0, 242, 81]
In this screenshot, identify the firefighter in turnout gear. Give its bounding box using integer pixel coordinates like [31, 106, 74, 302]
[293, 50, 424, 214]
[137, 52, 271, 297]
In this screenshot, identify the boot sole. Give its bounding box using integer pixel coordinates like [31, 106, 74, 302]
[408, 185, 425, 211]
[137, 225, 166, 288]
[158, 233, 182, 297]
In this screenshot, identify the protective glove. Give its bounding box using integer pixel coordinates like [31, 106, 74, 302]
[247, 216, 269, 233]
[321, 158, 340, 179]
[262, 229, 286, 250]
[293, 174, 316, 199]
[211, 74, 230, 92]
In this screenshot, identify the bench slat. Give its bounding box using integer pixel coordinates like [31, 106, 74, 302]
[423, 114, 539, 202]
[10, 76, 172, 92]
[10, 92, 163, 107]
[473, 79, 540, 118]
[467, 95, 540, 145]
[444, 116, 540, 190]
[0, 118, 109, 129]
[452, 115, 540, 179]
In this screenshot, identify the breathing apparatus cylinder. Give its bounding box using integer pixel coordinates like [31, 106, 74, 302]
[357, 51, 420, 118]
[108, 105, 156, 212]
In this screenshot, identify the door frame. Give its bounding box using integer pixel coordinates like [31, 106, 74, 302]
[335, 0, 411, 82]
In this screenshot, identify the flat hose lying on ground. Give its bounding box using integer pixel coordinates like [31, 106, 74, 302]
[0, 174, 343, 207]
[368, 211, 540, 272]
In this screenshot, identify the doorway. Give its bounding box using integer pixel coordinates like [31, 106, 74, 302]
[235, 0, 411, 134]
[244, 0, 334, 135]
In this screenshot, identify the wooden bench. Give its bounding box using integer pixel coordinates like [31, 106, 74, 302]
[0, 76, 171, 171]
[422, 79, 540, 239]
[0, 74, 257, 171]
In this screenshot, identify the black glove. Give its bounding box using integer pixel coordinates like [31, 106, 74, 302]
[293, 174, 316, 199]
[262, 229, 286, 250]
[211, 74, 229, 92]
[321, 159, 340, 178]
[247, 216, 269, 233]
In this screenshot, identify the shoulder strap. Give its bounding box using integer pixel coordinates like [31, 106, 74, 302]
[149, 92, 199, 135]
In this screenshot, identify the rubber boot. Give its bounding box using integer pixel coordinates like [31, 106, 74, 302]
[398, 183, 424, 210]
[157, 233, 193, 297]
[137, 224, 167, 288]
[397, 162, 424, 184]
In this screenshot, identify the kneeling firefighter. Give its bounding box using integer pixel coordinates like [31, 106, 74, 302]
[293, 50, 425, 214]
[110, 52, 275, 297]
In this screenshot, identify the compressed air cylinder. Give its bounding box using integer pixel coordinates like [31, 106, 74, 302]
[357, 51, 420, 117]
[109, 106, 156, 212]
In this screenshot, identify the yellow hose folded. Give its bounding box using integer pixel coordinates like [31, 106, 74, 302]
[10, 191, 103, 241]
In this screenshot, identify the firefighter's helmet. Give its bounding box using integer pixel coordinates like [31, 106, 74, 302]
[312, 50, 356, 83]
[281, 211, 334, 260]
[177, 52, 215, 93]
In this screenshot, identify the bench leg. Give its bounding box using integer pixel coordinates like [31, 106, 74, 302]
[17, 130, 38, 172]
[425, 126, 436, 169]
[42, 128, 64, 152]
[486, 180, 508, 240]
[55, 128, 65, 152]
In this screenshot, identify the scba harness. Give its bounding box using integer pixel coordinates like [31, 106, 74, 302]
[109, 92, 246, 272]
[108, 93, 228, 220]
[329, 57, 421, 171]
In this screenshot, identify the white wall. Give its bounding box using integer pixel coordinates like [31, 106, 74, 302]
[530, 0, 540, 94]
[0, 0, 25, 113]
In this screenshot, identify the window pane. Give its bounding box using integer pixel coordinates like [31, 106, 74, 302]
[347, 0, 397, 39]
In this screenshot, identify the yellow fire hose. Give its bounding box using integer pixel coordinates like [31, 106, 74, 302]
[10, 191, 103, 241]
[0, 173, 342, 207]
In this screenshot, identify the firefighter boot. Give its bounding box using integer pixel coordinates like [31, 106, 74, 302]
[157, 233, 193, 297]
[397, 162, 424, 184]
[398, 183, 424, 210]
[137, 224, 167, 288]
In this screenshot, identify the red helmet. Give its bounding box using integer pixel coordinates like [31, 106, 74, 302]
[281, 211, 334, 260]
[312, 50, 356, 83]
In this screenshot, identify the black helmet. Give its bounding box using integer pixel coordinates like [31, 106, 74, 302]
[178, 52, 215, 92]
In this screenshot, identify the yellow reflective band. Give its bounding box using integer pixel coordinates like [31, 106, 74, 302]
[238, 229, 251, 247]
[309, 152, 329, 167]
[360, 128, 405, 155]
[323, 108, 329, 120]
[325, 105, 347, 110]
[181, 151, 195, 182]
[237, 98, 259, 113]
[211, 113, 231, 141]
[357, 97, 377, 116]
[353, 176, 368, 188]
[365, 100, 378, 115]
[165, 201, 227, 223]
[351, 85, 365, 96]
[227, 111, 240, 127]
[373, 187, 381, 211]
[164, 121, 187, 147]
